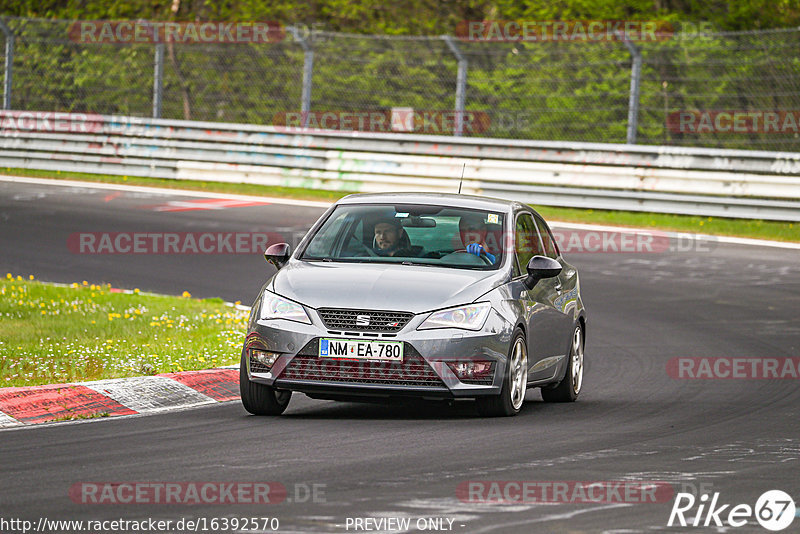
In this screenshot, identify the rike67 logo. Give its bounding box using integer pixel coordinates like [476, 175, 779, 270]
[668, 490, 796, 531]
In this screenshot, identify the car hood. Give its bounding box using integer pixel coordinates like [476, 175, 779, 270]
[271, 260, 507, 313]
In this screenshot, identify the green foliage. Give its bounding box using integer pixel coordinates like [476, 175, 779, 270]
[2, 0, 799, 32]
[1, 3, 799, 149]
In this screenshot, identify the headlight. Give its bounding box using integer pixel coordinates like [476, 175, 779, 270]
[418, 302, 491, 331]
[259, 291, 311, 324]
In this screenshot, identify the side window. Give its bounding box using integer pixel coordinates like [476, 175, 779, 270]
[515, 213, 543, 273]
[534, 215, 559, 259]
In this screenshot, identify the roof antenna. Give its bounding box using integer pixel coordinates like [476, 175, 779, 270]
[458, 163, 466, 194]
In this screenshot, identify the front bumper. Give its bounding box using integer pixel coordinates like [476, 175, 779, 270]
[245, 307, 515, 398]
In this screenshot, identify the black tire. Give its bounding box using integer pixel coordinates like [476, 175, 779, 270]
[542, 323, 584, 403]
[239, 351, 291, 415]
[476, 329, 527, 417]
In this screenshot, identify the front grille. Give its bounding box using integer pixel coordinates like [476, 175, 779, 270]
[249, 355, 271, 373]
[277, 340, 445, 388]
[317, 308, 414, 332]
[459, 362, 496, 385]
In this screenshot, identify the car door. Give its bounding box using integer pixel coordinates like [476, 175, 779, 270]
[513, 211, 570, 383]
[532, 213, 576, 369]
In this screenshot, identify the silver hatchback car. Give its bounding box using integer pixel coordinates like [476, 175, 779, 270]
[240, 193, 586, 416]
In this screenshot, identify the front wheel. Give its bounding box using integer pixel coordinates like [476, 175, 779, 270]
[476, 329, 527, 417]
[239, 351, 292, 415]
[541, 323, 584, 403]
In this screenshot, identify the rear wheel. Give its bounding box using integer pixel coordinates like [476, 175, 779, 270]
[542, 323, 584, 403]
[476, 329, 527, 417]
[239, 351, 291, 415]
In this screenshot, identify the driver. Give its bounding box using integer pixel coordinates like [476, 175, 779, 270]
[373, 217, 419, 257]
[459, 214, 497, 263]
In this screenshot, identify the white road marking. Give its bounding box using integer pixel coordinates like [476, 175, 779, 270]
[0, 175, 332, 208]
[1, 175, 797, 249]
[0, 410, 21, 428]
[549, 220, 800, 250]
[80, 376, 215, 413]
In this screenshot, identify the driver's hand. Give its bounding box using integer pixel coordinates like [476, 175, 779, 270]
[466, 243, 496, 263]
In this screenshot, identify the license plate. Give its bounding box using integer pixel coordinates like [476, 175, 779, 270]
[319, 338, 403, 362]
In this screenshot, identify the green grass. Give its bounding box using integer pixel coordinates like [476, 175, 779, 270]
[3, 167, 798, 242]
[2, 167, 346, 202]
[0, 274, 249, 387]
[533, 206, 799, 243]
[48, 412, 110, 422]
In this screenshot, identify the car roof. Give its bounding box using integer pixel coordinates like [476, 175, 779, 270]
[337, 192, 524, 212]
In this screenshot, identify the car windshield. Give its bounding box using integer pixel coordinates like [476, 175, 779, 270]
[300, 204, 506, 270]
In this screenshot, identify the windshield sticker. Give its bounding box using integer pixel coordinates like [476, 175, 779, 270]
[395, 212, 409, 218]
[487, 213, 499, 224]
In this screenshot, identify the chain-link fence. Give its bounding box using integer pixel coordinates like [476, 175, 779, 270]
[1, 17, 799, 151]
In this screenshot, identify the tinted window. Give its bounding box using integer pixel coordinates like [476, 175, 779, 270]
[534, 215, 559, 259]
[300, 204, 506, 270]
[515, 213, 543, 271]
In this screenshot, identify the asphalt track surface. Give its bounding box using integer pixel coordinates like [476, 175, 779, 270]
[1, 178, 799, 533]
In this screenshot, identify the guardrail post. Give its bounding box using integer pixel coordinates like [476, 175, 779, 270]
[288, 26, 313, 127]
[442, 35, 468, 136]
[621, 36, 642, 145]
[153, 43, 164, 118]
[0, 19, 14, 110]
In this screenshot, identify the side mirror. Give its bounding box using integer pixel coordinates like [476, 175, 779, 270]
[265, 243, 291, 269]
[524, 255, 562, 289]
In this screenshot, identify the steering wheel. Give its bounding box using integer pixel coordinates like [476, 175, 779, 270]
[452, 249, 493, 265]
[350, 239, 379, 257]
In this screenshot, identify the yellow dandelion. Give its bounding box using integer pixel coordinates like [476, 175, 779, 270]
[82, 281, 88, 286]
[182, 291, 191, 298]
[133, 288, 140, 294]
[29, 275, 34, 280]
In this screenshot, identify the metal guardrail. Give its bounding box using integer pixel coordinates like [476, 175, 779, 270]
[1, 112, 799, 221]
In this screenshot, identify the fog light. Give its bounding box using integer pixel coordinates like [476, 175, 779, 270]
[250, 349, 280, 370]
[446, 360, 493, 381]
